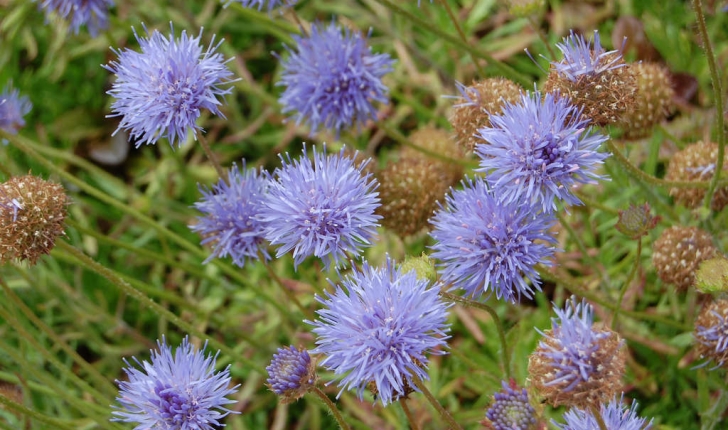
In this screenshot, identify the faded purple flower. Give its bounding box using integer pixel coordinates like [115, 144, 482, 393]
[276, 22, 394, 137]
[552, 30, 626, 82]
[39, 0, 114, 37]
[429, 176, 557, 303]
[112, 336, 239, 429]
[553, 395, 653, 430]
[259, 145, 380, 270]
[103, 24, 234, 148]
[221, 0, 297, 12]
[0, 84, 32, 135]
[190, 162, 270, 268]
[475, 91, 609, 212]
[307, 256, 450, 406]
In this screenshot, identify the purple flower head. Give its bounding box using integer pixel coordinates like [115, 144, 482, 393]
[276, 22, 394, 137]
[552, 30, 626, 82]
[221, 0, 297, 12]
[307, 256, 450, 406]
[484, 380, 538, 430]
[259, 145, 380, 270]
[553, 395, 653, 430]
[475, 91, 609, 212]
[103, 24, 235, 148]
[0, 85, 32, 135]
[39, 0, 114, 37]
[190, 162, 270, 268]
[428, 176, 557, 303]
[112, 336, 240, 429]
[695, 300, 728, 368]
[266, 346, 316, 402]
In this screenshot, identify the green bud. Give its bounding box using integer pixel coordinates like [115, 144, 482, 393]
[696, 257, 728, 294]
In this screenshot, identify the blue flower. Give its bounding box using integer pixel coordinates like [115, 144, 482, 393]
[39, 0, 114, 37]
[276, 22, 394, 137]
[553, 395, 653, 430]
[552, 30, 626, 82]
[307, 256, 450, 406]
[0, 84, 32, 135]
[103, 24, 234, 148]
[475, 91, 609, 212]
[112, 336, 239, 429]
[190, 162, 270, 268]
[221, 0, 297, 12]
[259, 145, 380, 270]
[428, 176, 556, 303]
[484, 380, 538, 430]
[266, 346, 316, 403]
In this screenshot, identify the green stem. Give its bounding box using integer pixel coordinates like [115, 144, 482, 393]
[692, 0, 725, 210]
[198, 133, 226, 181]
[0, 395, 77, 430]
[400, 397, 420, 430]
[440, 292, 511, 380]
[612, 239, 642, 330]
[310, 387, 352, 430]
[437, 0, 486, 77]
[410, 376, 463, 430]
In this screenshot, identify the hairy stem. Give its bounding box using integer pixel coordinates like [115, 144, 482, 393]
[411, 376, 463, 430]
[612, 238, 642, 330]
[310, 387, 352, 430]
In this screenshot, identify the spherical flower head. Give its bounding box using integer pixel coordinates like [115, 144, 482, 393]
[622, 62, 673, 139]
[0, 85, 32, 134]
[695, 299, 728, 369]
[112, 336, 239, 429]
[221, 0, 297, 12]
[551, 30, 625, 81]
[190, 162, 270, 268]
[276, 22, 394, 137]
[259, 145, 381, 270]
[666, 141, 728, 211]
[428, 176, 557, 303]
[475, 91, 609, 213]
[266, 346, 317, 403]
[103, 24, 234, 148]
[553, 395, 653, 430]
[307, 256, 450, 406]
[528, 296, 626, 409]
[483, 380, 539, 430]
[1, 175, 68, 265]
[39, 0, 114, 37]
[652, 226, 717, 290]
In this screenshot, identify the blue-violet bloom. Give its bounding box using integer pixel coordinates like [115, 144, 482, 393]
[39, 0, 114, 37]
[112, 336, 239, 429]
[259, 145, 380, 270]
[429, 176, 557, 303]
[475, 91, 609, 212]
[484, 380, 538, 430]
[190, 162, 270, 268]
[266, 345, 316, 403]
[307, 256, 450, 406]
[103, 24, 234, 148]
[221, 0, 297, 12]
[553, 394, 653, 430]
[552, 30, 626, 82]
[276, 21, 394, 137]
[0, 85, 32, 135]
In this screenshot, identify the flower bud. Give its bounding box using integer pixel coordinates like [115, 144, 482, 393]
[615, 202, 660, 239]
[695, 257, 728, 294]
[266, 346, 317, 404]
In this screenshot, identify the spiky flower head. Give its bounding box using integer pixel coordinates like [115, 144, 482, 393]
[652, 226, 717, 290]
[428, 176, 557, 303]
[259, 145, 380, 270]
[308, 256, 450, 406]
[221, 0, 297, 12]
[103, 24, 234, 148]
[112, 336, 239, 429]
[449, 78, 524, 153]
[544, 30, 636, 126]
[190, 162, 270, 268]
[482, 380, 539, 430]
[276, 21, 394, 137]
[553, 395, 653, 430]
[622, 62, 673, 139]
[475, 91, 609, 213]
[695, 299, 728, 368]
[666, 141, 728, 211]
[528, 296, 626, 409]
[39, 0, 114, 37]
[615, 202, 660, 240]
[1, 175, 67, 265]
[266, 346, 317, 403]
[0, 84, 32, 135]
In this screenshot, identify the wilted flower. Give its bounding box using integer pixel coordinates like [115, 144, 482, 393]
[39, 0, 114, 36]
[221, 0, 296, 12]
[475, 91, 609, 213]
[308, 256, 450, 406]
[259, 145, 380, 270]
[0, 84, 32, 135]
[266, 346, 317, 403]
[695, 299, 728, 368]
[666, 141, 728, 211]
[429, 176, 557, 303]
[553, 395, 653, 430]
[622, 62, 673, 139]
[483, 380, 539, 430]
[190, 162, 270, 267]
[112, 337, 239, 429]
[528, 296, 626, 409]
[652, 226, 717, 290]
[104, 24, 234, 148]
[276, 21, 394, 137]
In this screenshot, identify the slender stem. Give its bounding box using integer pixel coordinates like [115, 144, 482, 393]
[612, 239, 642, 330]
[400, 397, 420, 430]
[310, 387, 352, 430]
[437, 0, 486, 77]
[440, 292, 511, 380]
[693, 0, 725, 210]
[260, 254, 313, 320]
[590, 405, 609, 430]
[0, 395, 77, 430]
[410, 376, 463, 430]
[197, 134, 226, 180]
